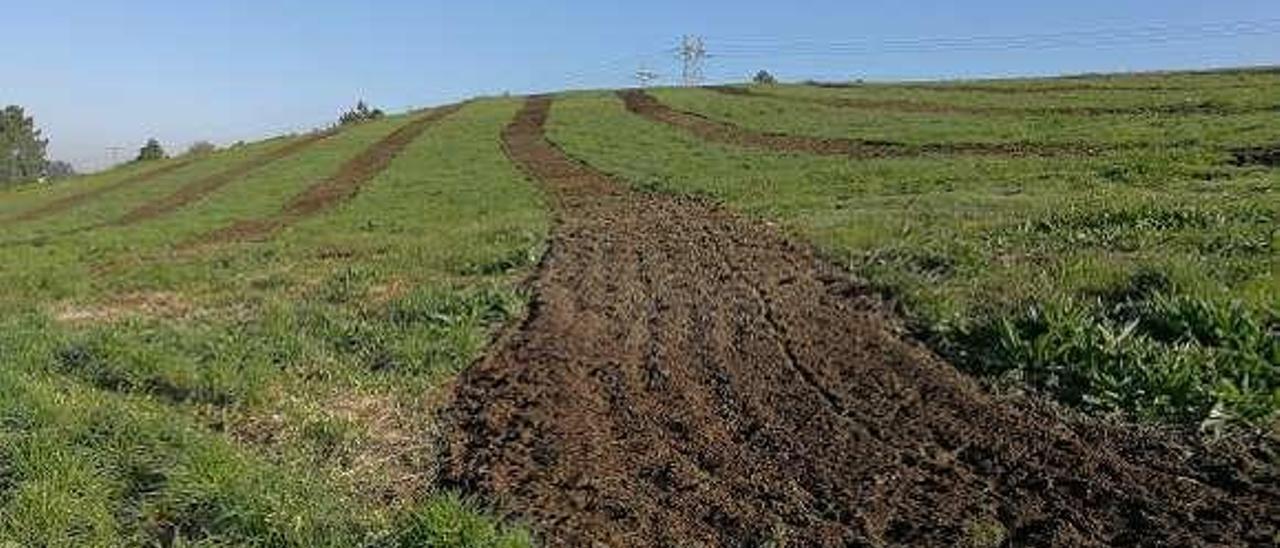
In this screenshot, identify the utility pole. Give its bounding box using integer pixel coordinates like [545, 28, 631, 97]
[678, 35, 707, 87]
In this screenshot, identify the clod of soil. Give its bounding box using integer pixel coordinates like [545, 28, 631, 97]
[1232, 145, 1280, 167]
[194, 103, 463, 244]
[620, 89, 1106, 158]
[443, 96, 1280, 547]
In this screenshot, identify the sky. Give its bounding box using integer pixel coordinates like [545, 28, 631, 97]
[4, 0, 1278, 171]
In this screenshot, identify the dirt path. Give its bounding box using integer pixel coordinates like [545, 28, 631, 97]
[620, 90, 1109, 158]
[444, 96, 1279, 547]
[1, 160, 194, 226]
[110, 132, 336, 227]
[808, 80, 1267, 94]
[193, 104, 463, 244]
[709, 85, 1273, 116]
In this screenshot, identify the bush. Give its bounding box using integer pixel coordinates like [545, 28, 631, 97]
[44, 160, 75, 180]
[136, 138, 166, 162]
[186, 141, 217, 156]
[339, 100, 385, 126]
[753, 70, 777, 85]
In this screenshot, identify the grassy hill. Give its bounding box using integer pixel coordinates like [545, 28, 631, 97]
[0, 68, 1276, 545]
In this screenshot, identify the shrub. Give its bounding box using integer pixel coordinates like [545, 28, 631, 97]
[753, 70, 778, 85]
[186, 141, 217, 156]
[339, 100, 385, 126]
[136, 139, 166, 162]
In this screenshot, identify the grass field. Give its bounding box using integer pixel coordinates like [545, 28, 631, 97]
[0, 100, 543, 546]
[0, 69, 1276, 545]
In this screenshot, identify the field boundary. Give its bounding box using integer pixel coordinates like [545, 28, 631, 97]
[191, 103, 465, 245]
[709, 85, 1275, 116]
[110, 131, 337, 228]
[620, 89, 1111, 158]
[0, 160, 195, 226]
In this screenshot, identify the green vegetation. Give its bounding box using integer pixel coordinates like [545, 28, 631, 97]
[0, 99, 544, 545]
[545, 70, 1278, 429]
[0, 67, 1275, 544]
[136, 138, 167, 162]
[0, 105, 50, 186]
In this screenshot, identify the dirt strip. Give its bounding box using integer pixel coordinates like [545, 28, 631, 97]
[192, 104, 463, 244]
[620, 89, 1110, 158]
[109, 131, 336, 227]
[709, 85, 1276, 116]
[808, 80, 1268, 94]
[443, 95, 1279, 547]
[1, 160, 194, 226]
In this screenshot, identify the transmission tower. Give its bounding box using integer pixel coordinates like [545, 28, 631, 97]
[678, 35, 707, 86]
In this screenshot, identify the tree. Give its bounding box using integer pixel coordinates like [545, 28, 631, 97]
[136, 139, 166, 162]
[186, 141, 217, 156]
[0, 105, 50, 186]
[45, 161, 76, 181]
[753, 70, 778, 85]
[339, 100, 385, 126]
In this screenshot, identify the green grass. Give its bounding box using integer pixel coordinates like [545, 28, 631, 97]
[651, 85, 1280, 147]
[0, 98, 545, 546]
[547, 74, 1279, 430]
[0, 68, 1276, 545]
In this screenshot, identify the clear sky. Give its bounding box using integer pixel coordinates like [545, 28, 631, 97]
[5, 0, 1278, 171]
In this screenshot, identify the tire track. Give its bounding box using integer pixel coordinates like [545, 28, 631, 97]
[444, 95, 1278, 546]
[111, 131, 336, 227]
[709, 85, 1277, 116]
[192, 103, 463, 245]
[0, 160, 194, 226]
[620, 89, 1110, 158]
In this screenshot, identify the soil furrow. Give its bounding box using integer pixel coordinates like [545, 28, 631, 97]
[444, 95, 1278, 546]
[619, 89, 1111, 158]
[192, 104, 463, 244]
[111, 131, 336, 228]
[807, 80, 1269, 94]
[1, 160, 194, 226]
[709, 85, 1277, 116]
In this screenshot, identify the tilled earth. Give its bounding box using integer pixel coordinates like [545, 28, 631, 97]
[193, 103, 463, 244]
[619, 89, 1112, 158]
[444, 96, 1279, 546]
[708, 85, 1274, 116]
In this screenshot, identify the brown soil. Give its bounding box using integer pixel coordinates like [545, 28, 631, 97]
[193, 104, 463, 244]
[808, 80, 1263, 94]
[1, 160, 194, 225]
[111, 132, 335, 227]
[1232, 145, 1280, 167]
[710, 86, 1272, 116]
[620, 89, 1109, 158]
[443, 96, 1279, 547]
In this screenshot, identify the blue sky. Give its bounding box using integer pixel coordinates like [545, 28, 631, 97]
[5, 0, 1278, 171]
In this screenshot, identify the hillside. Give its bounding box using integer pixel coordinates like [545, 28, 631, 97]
[0, 69, 1276, 546]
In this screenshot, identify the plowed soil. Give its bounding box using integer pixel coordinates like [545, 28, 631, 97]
[709, 86, 1270, 116]
[808, 80, 1262, 94]
[1, 160, 194, 225]
[111, 131, 335, 227]
[443, 96, 1279, 547]
[194, 104, 463, 244]
[620, 90, 1108, 158]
